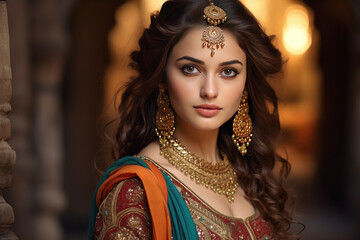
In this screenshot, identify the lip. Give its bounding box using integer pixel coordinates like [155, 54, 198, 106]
[194, 104, 222, 117]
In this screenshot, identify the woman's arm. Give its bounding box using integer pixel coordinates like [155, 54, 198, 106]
[94, 178, 152, 240]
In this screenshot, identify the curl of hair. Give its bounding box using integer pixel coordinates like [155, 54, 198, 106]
[106, 0, 303, 238]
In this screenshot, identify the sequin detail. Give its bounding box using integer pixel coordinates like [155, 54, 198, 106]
[94, 178, 151, 240]
[142, 156, 274, 240]
[126, 185, 145, 205]
[94, 158, 273, 240]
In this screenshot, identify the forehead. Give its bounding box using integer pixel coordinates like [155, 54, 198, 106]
[169, 27, 246, 63]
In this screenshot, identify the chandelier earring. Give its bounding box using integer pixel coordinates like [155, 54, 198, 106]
[155, 87, 175, 141]
[232, 91, 253, 156]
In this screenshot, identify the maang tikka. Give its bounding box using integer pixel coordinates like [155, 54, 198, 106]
[202, 0, 227, 56]
[232, 91, 253, 156]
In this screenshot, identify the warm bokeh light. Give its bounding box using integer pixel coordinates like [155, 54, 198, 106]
[142, 0, 166, 25]
[111, 2, 141, 57]
[241, 0, 269, 25]
[283, 4, 312, 55]
[142, 0, 166, 12]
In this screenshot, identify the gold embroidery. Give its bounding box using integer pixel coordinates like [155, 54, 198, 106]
[185, 197, 233, 239]
[244, 218, 256, 240]
[100, 181, 125, 227]
[136, 156, 270, 240]
[126, 215, 150, 239]
[97, 179, 151, 240]
[117, 207, 150, 223]
[108, 228, 139, 240]
[138, 156, 260, 221]
[196, 224, 211, 240]
[127, 214, 142, 226]
[98, 181, 124, 239]
[116, 207, 151, 238]
[126, 183, 145, 204]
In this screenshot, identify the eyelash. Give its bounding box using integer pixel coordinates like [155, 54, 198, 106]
[220, 68, 239, 78]
[180, 65, 240, 78]
[181, 64, 199, 75]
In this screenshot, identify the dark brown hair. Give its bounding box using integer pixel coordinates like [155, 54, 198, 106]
[105, 0, 301, 238]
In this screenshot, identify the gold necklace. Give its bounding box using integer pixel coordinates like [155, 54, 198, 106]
[156, 132, 239, 203]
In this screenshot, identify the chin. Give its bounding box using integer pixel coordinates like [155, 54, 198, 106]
[176, 115, 230, 132]
[191, 121, 226, 132]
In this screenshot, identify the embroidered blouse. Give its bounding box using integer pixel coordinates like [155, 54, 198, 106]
[94, 157, 272, 240]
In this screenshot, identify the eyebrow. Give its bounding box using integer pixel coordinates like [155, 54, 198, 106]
[176, 56, 243, 66]
[219, 60, 243, 66]
[176, 56, 204, 64]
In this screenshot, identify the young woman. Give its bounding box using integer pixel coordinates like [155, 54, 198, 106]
[89, 0, 299, 239]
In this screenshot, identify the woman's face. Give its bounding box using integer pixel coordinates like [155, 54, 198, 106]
[165, 28, 247, 132]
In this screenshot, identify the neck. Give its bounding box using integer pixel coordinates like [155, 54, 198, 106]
[173, 122, 221, 164]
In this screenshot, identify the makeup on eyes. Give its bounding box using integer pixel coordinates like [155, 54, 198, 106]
[179, 64, 241, 78]
[220, 68, 240, 78]
[181, 64, 200, 75]
[175, 55, 244, 79]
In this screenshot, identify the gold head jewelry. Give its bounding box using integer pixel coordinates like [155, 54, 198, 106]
[158, 134, 239, 203]
[202, 0, 227, 56]
[232, 91, 253, 156]
[155, 87, 175, 140]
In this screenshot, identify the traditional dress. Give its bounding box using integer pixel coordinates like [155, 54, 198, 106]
[88, 156, 272, 240]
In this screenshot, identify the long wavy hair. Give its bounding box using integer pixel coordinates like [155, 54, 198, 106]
[104, 0, 301, 238]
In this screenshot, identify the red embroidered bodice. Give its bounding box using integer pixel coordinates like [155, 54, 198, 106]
[94, 160, 273, 240]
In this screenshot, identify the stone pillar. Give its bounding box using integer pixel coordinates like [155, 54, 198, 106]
[31, 0, 68, 239]
[0, 1, 18, 239]
[6, 0, 34, 238]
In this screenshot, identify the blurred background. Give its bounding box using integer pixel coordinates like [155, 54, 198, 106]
[2, 0, 359, 239]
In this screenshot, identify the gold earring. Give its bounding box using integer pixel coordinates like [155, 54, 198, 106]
[232, 91, 253, 156]
[155, 87, 175, 140]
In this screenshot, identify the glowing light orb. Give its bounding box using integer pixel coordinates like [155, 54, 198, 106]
[283, 5, 312, 55]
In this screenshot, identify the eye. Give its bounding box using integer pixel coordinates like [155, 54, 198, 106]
[220, 68, 239, 78]
[181, 65, 200, 75]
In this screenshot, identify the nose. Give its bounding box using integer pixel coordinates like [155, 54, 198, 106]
[200, 74, 218, 99]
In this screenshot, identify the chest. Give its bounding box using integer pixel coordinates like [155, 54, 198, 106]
[160, 162, 255, 219]
[171, 178, 273, 240]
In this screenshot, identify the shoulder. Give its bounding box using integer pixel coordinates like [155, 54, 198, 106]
[137, 141, 159, 157]
[137, 142, 192, 185]
[98, 178, 148, 219]
[137, 141, 169, 166]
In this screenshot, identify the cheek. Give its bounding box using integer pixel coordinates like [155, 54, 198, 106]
[228, 90, 243, 115]
[166, 73, 192, 112]
[226, 79, 246, 112]
[167, 80, 185, 106]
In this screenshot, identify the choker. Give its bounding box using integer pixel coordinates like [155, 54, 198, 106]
[156, 130, 239, 203]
